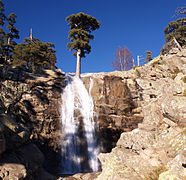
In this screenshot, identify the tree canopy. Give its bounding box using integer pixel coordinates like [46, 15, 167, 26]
[66, 12, 100, 77]
[164, 17, 186, 47]
[0, 0, 57, 73]
[66, 12, 100, 58]
[0, 0, 19, 64]
[12, 37, 57, 73]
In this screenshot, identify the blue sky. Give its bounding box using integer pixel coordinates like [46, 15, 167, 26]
[5, 0, 184, 73]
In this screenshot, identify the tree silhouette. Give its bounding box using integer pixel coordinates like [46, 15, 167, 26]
[111, 46, 133, 71]
[66, 12, 100, 77]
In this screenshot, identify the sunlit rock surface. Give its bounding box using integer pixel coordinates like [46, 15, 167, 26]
[0, 48, 186, 179]
[0, 68, 65, 179]
[95, 49, 186, 180]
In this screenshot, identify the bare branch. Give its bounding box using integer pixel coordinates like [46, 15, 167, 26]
[111, 46, 133, 71]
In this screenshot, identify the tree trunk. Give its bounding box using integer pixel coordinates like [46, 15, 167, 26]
[76, 49, 81, 78]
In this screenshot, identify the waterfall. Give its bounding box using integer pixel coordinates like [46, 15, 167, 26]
[59, 76, 100, 174]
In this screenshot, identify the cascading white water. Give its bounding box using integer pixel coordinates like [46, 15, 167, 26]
[59, 76, 99, 174]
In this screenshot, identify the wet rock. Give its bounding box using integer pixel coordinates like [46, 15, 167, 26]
[82, 75, 142, 153]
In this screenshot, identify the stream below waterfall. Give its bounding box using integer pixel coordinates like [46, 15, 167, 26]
[58, 76, 100, 175]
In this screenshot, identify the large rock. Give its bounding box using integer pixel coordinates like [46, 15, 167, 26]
[0, 68, 65, 178]
[0, 113, 30, 151]
[0, 163, 26, 180]
[161, 95, 186, 127]
[159, 154, 186, 180]
[0, 143, 45, 178]
[82, 75, 144, 152]
[96, 49, 186, 179]
[116, 128, 155, 151]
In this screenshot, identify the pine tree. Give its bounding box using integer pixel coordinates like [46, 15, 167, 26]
[13, 37, 57, 72]
[0, 1, 19, 64]
[66, 12, 100, 77]
[164, 18, 186, 47]
[3, 13, 19, 62]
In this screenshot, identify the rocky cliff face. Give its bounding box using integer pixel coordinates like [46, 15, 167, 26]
[82, 75, 144, 153]
[91, 49, 186, 180]
[67, 49, 186, 180]
[0, 48, 185, 180]
[0, 68, 65, 179]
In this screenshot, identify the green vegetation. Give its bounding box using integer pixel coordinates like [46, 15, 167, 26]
[164, 17, 186, 47]
[161, 7, 185, 55]
[12, 37, 56, 73]
[66, 12, 100, 77]
[0, 0, 57, 73]
[0, 0, 19, 64]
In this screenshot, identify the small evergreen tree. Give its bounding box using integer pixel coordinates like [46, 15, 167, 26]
[66, 12, 100, 77]
[164, 18, 186, 47]
[13, 37, 57, 72]
[144, 51, 152, 63]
